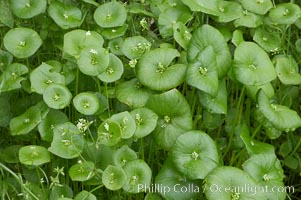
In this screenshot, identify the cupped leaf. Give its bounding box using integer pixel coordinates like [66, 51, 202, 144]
[94, 1, 127, 28]
[97, 54, 124, 83]
[100, 24, 128, 40]
[136, 48, 186, 91]
[48, 1, 82, 29]
[77, 46, 110, 76]
[48, 122, 84, 159]
[213, 1, 243, 23]
[63, 30, 104, 59]
[234, 11, 263, 28]
[112, 145, 137, 167]
[171, 130, 219, 179]
[43, 84, 72, 110]
[188, 24, 231, 78]
[146, 89, 193, 150]
[97, 120, 121, 146]
[233, 42, 276, 85]
[121, 36, 151, 59]
[257, 90, 301, 132]
[10, 0, 47, 19]
[0, 50, 13, 70]
[0, 63, 28, 92]
[73, 92, 99, 115]
[155, 158, 201, 200]
[240, 0, 273, 15]
[38, 109, 69, 142]
[102, 165, 127, 190]
[130, 108, 158, 139]
[123, 159, 152, 193]
[274, 55, 301, 85]
[204, 166, 264, 200]
[181, 0, 219, 15]
[3, 27, 42, 58]
[173, 22, 192, 50]
[116, 78, 154, 108]
[253, 27, 281, 52]
[246, 82, 274, 101]
[269, 3, 301, 25]
[108, 37, 124, 55]
[19, 145, 50, 166]
[69, 161, 95, 182]
[197, 79, 227, 114]
[30, 63, 65, 94]
[9, 104, 41, 135]
[0, 0, 14, 27]
[74, 191, 97, 200]
[186, 46, 218, 97]
[110, 111, 136, 139]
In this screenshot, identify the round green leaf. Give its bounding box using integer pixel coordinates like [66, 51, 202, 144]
[240, 0, 273, 15]
[30, 62, 65, 94]
[116, 78, 154, 108]
[123, 159, 152, 193]
[234, 11, 263, 28]
[43, 84, 72, 110]
[110, 111, 136, 139]
[112, 145, 138, 167]
[94, 1, 127, 28]
[102, 165, 127, 190]
[48, 1, 82, 29]
[171, 130, 219, 179]
[108, 37, 124, 55]
[77, 46, 110, 76]
[0, 0, 14, 28]
[173, 22, 192, 50]
[136, 48, 186, 91]
[3, 27, 42, 58]
[274, 55, 301, 85]
[74, 191, 97, 200]
[63, 29, 104, 59]
[10, 0, 47, 19]
[97, 54, 124, 83]
[181, 0, 219, 15]
[100, 24, 128, 40]
[130, 108, 158, 139]
[253, 27, 281, 52]
[73, 92, 99, 115]
[48, 122, 84, 159]
[146, 89, 193, 150]
[0, 63, 28, 92]
[188, 24, 231, 78]
[121, 36, 151, 59]
[213, 1, 243, 23]
[19, 145, 50, 166]
[269, 3, 301, 25]
[2, 145, 22, 163]
[233, 42, 276, 86]
[69, 161, 95, 182]
[258, 90, 301, 132]
[97, 120, 121, 146]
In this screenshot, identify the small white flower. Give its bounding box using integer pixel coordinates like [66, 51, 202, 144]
[86, 31, 91, 36]
[104, 123, 110, 131]
[89, 49, 98, 55]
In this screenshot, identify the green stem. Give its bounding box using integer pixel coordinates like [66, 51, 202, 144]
[289, 136, 301, 157]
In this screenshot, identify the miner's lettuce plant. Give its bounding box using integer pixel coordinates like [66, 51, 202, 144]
[0, 0, 301, 200]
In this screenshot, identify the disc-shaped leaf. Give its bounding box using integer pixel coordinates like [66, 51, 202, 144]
[0, 63, 28, 92]
[181, 0, 219, 15]
[116, 78, 154, 108]
[10, 0, 47, 19]
[136, 48, 186, 91]
[43, 84, 72, 110]
[94, 1, 127, 28]
[9, 105, 41, 135]
[197, 79, 227, 114]
[112, 145, 137, 167]
[121, 36, 151, 59]
[0, 0, 14, 27]
[240, 0, 272, 15]
[233, 42, 276, 86]
[130, 108, 158, 139]
[48, 1, 82, 29]
[204, 166, 264, 200]
[38, 109, 69, 142]
[146, 89, 193, 150]
[3, 27, 42, 58]
[171, 130, 219, 179]
[108, 37, 123, 55]
[173, 22, 192, 50]
[73, 92, 99, 115]
[100, 24, 128, 40]
[274, 55, 301, 85]
[74, 191, 97, 200]
[63, 29, 104, 59]
[97, 120, 121, 146]
[188, 24, 231, 78]
[110, 111, 136, 139]
[269, 3, 301, 25]
[258, 90, 301, 132]
[69, 161, 95, 182]
[234, 11, 263, 28]
[19, 145, 50, 166]
[77, 46, 110, 76]
[123, 159, 152, 193]
[30, 63, 65, 94]
[186, 46, 218, 97]
[253, 27, 281, 52]
[102, 165, 127, 190]
[213, 1, 243, 23]
[48, 122, 84, 159]
[97, 54, 124, 83]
